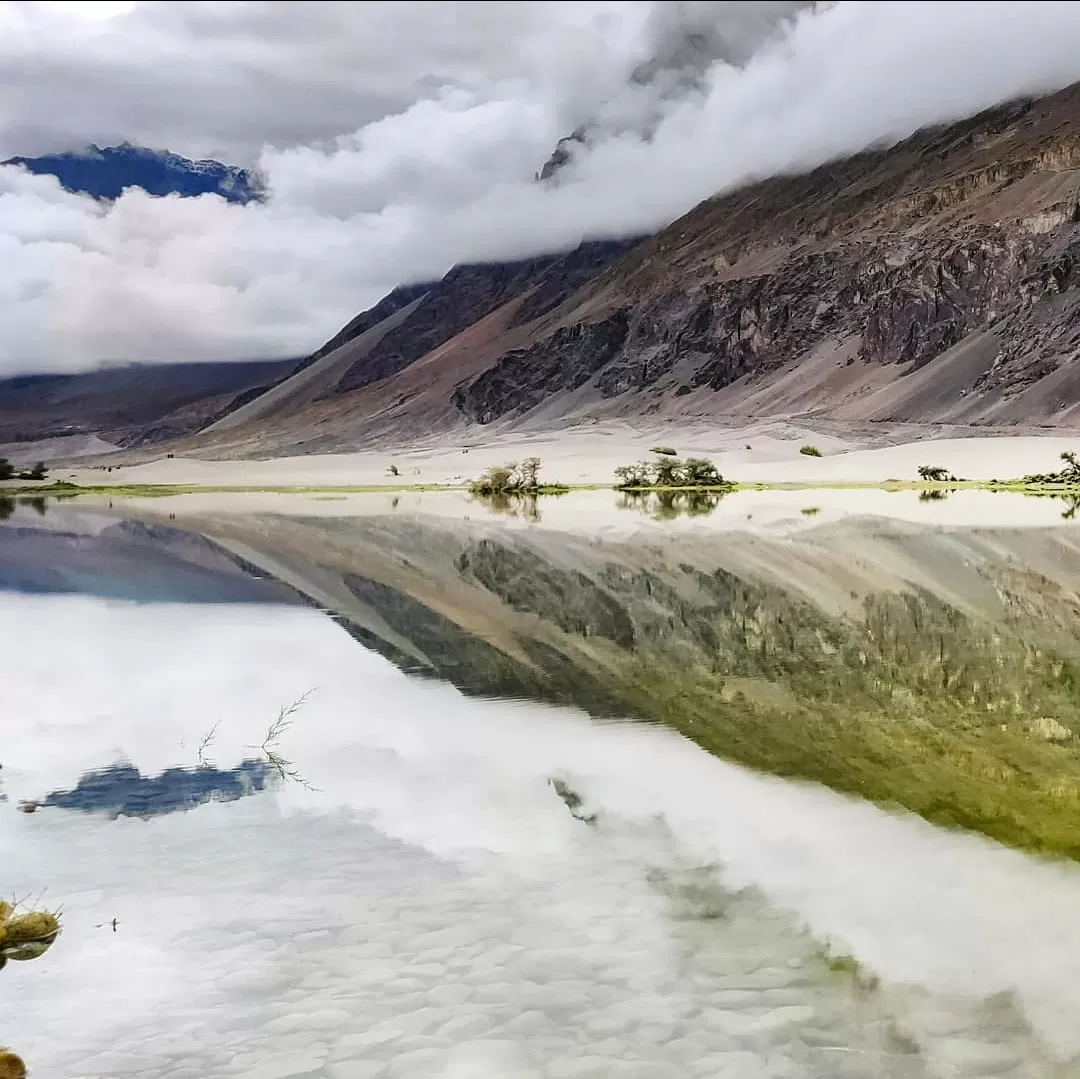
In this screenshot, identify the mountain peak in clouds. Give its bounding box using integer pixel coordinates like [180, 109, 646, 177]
[2, 142, 262, 203]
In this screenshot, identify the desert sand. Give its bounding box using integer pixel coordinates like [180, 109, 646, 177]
[53, 422, 1080, 490]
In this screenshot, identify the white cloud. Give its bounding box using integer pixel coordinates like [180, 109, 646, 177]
[2, 1, 1080, 374]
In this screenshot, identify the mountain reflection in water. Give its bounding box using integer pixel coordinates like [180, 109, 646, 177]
[38, 760, 271, 819]
[8, 500, 1080, 1076]
[98, 502, 1080, 859]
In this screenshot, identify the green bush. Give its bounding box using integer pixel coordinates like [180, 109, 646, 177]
[682, 458, 725, 487]
[651, 456, 685, 488]
[917, 465, 955, 482]
[614, 456, 731, 491]
[650, 446, 677, 456]
[469, 456, 561, 496]
[1021, 451, 1080, 486]
[470, 464, 517, 495]
[614, 462, 652, 489]
[799, 444, 822, 457]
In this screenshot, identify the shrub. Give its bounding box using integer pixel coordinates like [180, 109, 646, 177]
[682, 457, 725, 487]
[469, 457, 560, 496]
[650, 446, 677, 456]
[519, 456, 541, 488]
[0, 458, 13, 481]
[387, 463, 400, 477]
[917, 465, 952, 482]
[614, 462, 652, 489]
[614, 456, 731, 490]
[1020, 451, 1080, 485]
[25, 462, 47, 481]
[799, 444, 822, 457]
[651, 456, 685, 488]
[470, 463, 517, 495]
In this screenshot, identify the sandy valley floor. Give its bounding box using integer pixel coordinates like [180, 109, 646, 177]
[44, 421, 1080, 492]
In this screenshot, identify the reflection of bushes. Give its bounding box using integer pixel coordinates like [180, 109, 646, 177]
[0, 496, 47, 521]
[618, 489, 727, 520]
[614, 456, 731, 491]
[475, 491, 544, 523]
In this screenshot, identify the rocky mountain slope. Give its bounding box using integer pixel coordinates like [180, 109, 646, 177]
[171, 79, 1080, 457]
[0, 359, 296, 452]
[16, 79, 1080, 458]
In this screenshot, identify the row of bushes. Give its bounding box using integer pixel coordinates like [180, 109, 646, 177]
[0, 458, 47, 482]
[467, 451, 1080, 499]
[468, 453, 734, 497]
[615, 455, 730, 490]
[1022, 451, 1080, 485]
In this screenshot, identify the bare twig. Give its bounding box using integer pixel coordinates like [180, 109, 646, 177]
[196, 720, 221, 768]
[246, 689, 320, 791]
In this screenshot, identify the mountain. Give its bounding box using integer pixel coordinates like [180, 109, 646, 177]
[0, 359, 296, 453]
[2, 142, 261, 203]
[15, 79, 1080, 458]
[202, 239, 640, 441]
[176, 80, 1080, 458]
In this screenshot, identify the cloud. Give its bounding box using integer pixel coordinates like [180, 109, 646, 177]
[3, 1, 1080, 375]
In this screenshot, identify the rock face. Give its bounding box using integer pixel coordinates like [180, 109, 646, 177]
[329, 239, 639, 394]
[453, 311, 630, 423]
[448, 89, 1080, 426]
[3, 142, 261, 203]
[22, 81, 1080, 454]
[186, 79, 1080, 454]
[197, 238, 640, 439]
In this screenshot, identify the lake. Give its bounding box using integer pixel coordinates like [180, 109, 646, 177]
[5, 489, 1080, 1078]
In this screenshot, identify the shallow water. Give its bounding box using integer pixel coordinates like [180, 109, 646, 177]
[5, 498, 1080, 1077]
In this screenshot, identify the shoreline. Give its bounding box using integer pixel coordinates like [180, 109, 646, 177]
[7, 429, 1080, 500]
[7, 478, 1080, 499]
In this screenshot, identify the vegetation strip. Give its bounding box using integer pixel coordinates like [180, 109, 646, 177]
[8, 451, 1080, 499]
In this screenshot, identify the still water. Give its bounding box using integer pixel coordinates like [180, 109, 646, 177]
[6, 492, 1080, 1078]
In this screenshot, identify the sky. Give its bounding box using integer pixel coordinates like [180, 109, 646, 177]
[4, 0, 1080, 375]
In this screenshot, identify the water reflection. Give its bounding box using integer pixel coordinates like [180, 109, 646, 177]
[469, 490, 545, 522]
[617, 488, 727, 519]
[117, 505, 1080, 857]
[9, 506, 1080, 1075]
[35, 760, 272, 819]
